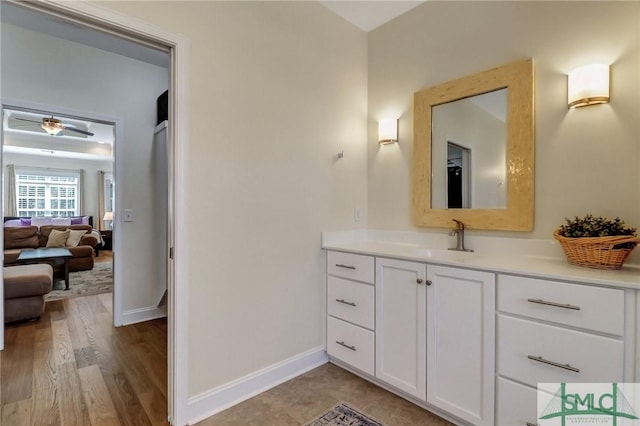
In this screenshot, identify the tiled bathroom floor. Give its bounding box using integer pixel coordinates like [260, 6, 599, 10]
[197, 363, 453, 425]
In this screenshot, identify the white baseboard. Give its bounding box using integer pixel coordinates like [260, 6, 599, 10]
[121, 305, 167, 325]
[187, 346, 328, 425]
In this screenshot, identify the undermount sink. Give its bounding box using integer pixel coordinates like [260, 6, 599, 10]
[416, 249, 478, 262]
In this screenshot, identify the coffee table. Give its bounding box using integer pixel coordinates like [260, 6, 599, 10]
[17, 248, 73, 290]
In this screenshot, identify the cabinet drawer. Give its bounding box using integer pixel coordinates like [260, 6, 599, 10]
[327, 251, 374, 284]
[328, 276, 374, 329]
[327, 316, 374, 376]
[498, 315, 624, 387]
[496, 377, 539, 426]
[498, 274, 624, 335]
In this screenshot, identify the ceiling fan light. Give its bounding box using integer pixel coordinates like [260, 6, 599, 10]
[41, 123, 60, 135]
[41, 118, 63, 136]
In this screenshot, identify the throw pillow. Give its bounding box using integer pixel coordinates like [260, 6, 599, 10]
[46, 229, 70, 248]
[66, 229, 87, 247]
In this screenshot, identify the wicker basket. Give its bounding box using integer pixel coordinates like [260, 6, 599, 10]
[553, 230, 639, 270]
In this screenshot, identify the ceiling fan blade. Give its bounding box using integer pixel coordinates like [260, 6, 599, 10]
[62, 126, 94, 136]
[12, 124, 42, 129]
[14, 117, 43, 124]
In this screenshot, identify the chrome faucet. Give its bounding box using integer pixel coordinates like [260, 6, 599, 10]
[449, 219, 474, 252]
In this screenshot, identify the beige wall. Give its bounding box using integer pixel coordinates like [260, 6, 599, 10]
[368, 1, 640, 238]
[98, 1, 368, 396]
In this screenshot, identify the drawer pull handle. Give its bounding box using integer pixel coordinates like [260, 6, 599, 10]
[527, 355, 580, 373]
[336, 264, 356, 270]
[336, 341, 356, 351]
[527, 298, 581, 311]
[526, 423, 539, 426]
[336, 299, 356, 307]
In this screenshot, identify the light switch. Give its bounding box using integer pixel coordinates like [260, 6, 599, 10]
[124, 209, 133, 222]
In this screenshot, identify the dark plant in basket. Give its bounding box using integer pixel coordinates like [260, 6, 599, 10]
[558, 215, 637, 249]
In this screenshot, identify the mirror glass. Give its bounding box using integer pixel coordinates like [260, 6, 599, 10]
[412, 59, 534, 231]
[431, 88, 507, 209]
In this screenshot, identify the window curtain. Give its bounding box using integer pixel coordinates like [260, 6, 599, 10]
[97, 170, 105, 230]
[78, 169, 86, 215]
[6, 164, 17, 217]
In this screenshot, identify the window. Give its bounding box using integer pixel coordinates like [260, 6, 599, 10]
[16, 168, 80, 217]
[104, 172, 114, 213]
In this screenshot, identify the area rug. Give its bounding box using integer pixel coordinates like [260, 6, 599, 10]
[45, 261, 113, 301]
[305, 403, 383, 426]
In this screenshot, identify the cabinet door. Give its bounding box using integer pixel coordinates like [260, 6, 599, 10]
[375, 258, 427, 400]
[427, 265, 495, 426]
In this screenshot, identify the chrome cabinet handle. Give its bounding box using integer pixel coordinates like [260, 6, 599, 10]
[527, 298, 580, 311]
[335, 298, 356, 307]
[336, 341, 356, 351]
[527, 355, 580, 373]
[426, 280, 432, 286]
[335, 264, 356, 270]
[526, 422, 539, 426]
[416, 278, 423, 284]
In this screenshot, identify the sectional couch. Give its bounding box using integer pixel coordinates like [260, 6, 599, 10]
[4, 225, 98, 271]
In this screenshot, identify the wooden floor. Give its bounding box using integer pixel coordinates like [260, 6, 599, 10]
[1, 293, 168, 426]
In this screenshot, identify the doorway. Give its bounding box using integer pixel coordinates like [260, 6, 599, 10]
[446, 141, 471, 209]
[1, 102, 117, 299]
[0, 1, 187, 424]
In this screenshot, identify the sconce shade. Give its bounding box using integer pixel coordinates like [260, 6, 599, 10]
[568, 64, 610, 108]
[378, 118, 398, 145]
[103, 211, 113, 221]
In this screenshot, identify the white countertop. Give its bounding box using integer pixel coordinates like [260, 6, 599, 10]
[322, 233, 640, 290]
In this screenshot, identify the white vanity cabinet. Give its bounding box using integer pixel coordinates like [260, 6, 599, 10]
[326, 251, 375, 375]
[375, 257, 427, 400]
[426, 265, 495, 426]
[496, 274, 629, 426]
[325, 245, 638, 426]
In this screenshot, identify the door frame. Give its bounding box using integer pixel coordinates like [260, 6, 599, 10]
[0, 1, 190, 424]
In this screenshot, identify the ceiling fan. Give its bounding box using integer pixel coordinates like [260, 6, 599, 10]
[14, 115, 95, 137]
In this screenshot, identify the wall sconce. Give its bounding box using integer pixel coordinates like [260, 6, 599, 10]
[378, 118, 398, 145]
[568, 64, 610, 109]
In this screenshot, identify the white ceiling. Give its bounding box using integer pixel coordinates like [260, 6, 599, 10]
[319, 1, 425, 32]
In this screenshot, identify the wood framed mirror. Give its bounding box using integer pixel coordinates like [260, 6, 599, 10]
[412, 59, 534, 231]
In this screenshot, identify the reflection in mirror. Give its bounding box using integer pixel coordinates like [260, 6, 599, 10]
[445, 142, 471, 208]
[412, 58, 534, 231]
[431, 89, 507, 210]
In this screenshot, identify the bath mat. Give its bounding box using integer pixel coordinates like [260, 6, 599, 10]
[305, 403, 383, 426]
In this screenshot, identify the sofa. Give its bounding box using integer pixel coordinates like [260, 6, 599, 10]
[4, 264, 53, 323]
[4, 225, 98, 271]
